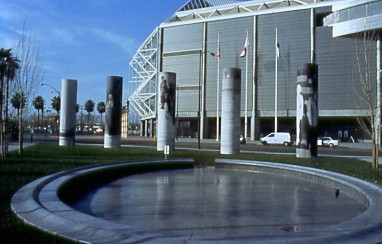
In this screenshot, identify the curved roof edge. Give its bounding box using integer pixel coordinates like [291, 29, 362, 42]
[324, 0, 382, 37]
[178, 0, 249, 12]
[167, 0, 338, 24]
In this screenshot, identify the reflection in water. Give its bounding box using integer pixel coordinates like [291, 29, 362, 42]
[72, 168, 366, 239]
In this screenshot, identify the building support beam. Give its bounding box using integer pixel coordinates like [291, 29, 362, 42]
[200, 22, 208, 139]
[251, 16, 259, 141]
[310, 8, 316, 63]
[377, 34, 381, 148]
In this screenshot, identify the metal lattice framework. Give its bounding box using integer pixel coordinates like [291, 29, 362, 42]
[178, 0, 246, 11]
[128, 28, 159, 120]
[171, 0, 326, 22]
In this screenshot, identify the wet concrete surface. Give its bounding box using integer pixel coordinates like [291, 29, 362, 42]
[72, 167, 366, 240]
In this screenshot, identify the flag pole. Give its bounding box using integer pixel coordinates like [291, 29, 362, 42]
[244, 30, 249, 139]
[216, 32, 220, 141]
[275, 27, 278, 133]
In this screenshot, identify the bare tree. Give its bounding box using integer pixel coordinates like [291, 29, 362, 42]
[13, 25, 44, 153]
[353, 30, 381, 169]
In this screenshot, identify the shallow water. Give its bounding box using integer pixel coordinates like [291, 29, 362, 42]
[72, 167, 366, 239]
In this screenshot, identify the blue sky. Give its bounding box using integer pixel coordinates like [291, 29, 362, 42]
[1, 0, 187, 110]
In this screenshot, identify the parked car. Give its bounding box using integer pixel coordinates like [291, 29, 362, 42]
[260, 132, 292, 146]
[317, 137, 339, 147]
[94, 128, 103, 134]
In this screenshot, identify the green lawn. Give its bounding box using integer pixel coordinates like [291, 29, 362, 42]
[1, 144, 381, 243]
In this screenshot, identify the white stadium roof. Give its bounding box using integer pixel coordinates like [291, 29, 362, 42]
[178, 0, 252, 11]
[169, 0, 336, 23]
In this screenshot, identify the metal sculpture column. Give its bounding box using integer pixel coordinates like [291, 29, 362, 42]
[104, 76, 123, 148]
[221, 68, 241, 154]
[157, 72, 176, 152]
[296, 63, 318, 158]
[59, 79, 78, 146]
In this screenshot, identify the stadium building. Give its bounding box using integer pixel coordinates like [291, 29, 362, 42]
[128, 0, 382, 141]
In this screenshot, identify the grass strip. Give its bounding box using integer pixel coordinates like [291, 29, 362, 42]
[1, 144, 381, 243]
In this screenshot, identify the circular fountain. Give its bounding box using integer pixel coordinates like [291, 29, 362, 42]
[11, 159, 382, 242]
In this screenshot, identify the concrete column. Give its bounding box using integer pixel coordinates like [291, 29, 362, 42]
[104, 76, 123, 148]
[296, 63, 318, 158]
[59, 79, 78, 146]
[250, 111, 255, 141]
[201, 111, 208, 139]
[144, 120, 148, 137]
[140, 121, 144, 137]
[221, 68, 241, 154]
[150, 118, 154, 138]
[157, 72, 176, 151]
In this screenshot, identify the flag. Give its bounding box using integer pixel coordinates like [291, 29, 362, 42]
[240, 36, 248, 58]
[216, 39, 220, 63]
[276, 42, 280, 58]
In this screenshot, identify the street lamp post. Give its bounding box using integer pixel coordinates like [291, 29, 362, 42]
[41, 83, 60, 95]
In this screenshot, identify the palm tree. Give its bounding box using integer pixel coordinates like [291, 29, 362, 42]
[11, 93, 26, 147]
[0, 48, 20, 156]
[84, 99, 95, 131]
[4, 56, 20, 112]
[0, 48, 11, 88]
[97, 101, 105, 126]
[51, 96, 60, 132]
[5, 56, 20, 127]
[33, 95, 44, 131]
[51, 96, 60, 116]
[11, 92, 26, 118]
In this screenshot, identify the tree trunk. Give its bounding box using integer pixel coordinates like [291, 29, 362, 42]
[19, 108, 23, 154]
[0, 77, 4, 159]
[42, 110, 44, 130]
[372, 137, 379, 169]
[37, 109, 40, 132]
[88, 113, 90, 131]
[4, 77, 10, 157]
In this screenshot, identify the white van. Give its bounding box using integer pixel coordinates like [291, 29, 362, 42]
[260, 132, 292, 146]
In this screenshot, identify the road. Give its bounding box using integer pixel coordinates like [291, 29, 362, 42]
[25, 133, 379, 161]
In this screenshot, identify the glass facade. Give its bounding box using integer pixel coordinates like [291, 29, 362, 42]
[129, 0, 381, 139]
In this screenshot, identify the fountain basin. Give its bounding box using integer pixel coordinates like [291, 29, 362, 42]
[11, 159, 382, 243]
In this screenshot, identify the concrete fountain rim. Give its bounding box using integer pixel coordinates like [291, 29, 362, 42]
[11, 158, 382, 243]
